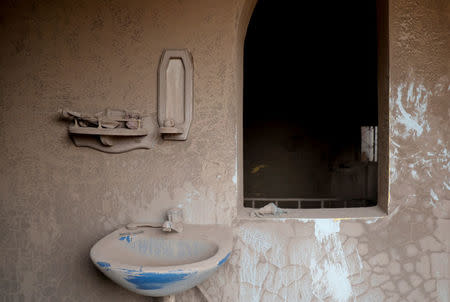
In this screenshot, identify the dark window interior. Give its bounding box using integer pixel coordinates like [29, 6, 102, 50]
[244, 1, 378, 209]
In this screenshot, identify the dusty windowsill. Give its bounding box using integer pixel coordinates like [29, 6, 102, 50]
[236, 205, 387, 221]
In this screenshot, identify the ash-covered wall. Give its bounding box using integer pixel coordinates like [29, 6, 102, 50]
[0, 0, 448, 301]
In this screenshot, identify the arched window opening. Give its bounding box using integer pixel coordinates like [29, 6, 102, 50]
[243, 0, 381, 210]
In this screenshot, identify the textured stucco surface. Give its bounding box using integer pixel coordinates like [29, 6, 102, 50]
[0, 0, 449, 301]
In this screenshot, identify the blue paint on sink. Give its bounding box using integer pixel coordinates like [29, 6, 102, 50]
[97, 261, 111, 267]
[119, 235, 132, 243]
[217, 252, 230, 266]
[97, 262, 111, 271]
[125, 271, 194, 290]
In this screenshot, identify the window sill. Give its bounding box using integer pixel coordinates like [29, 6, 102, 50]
[236, 205, 386, 221]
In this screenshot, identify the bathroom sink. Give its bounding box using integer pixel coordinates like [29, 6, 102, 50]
[90, 224, 232, 297]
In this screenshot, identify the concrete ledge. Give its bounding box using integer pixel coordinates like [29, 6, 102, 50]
[236, 205, 387, 221]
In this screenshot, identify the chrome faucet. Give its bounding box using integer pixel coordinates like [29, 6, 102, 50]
[162, 208, 184, 233]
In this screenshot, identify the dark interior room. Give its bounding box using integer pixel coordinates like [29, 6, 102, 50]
[244, 0, 379, 208]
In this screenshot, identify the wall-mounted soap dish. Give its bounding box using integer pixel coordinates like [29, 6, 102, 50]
[60, 108, 156, 153]
[158, 49, 193, 140]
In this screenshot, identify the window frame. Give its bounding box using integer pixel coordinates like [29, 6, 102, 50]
[236, 0, 390, 219]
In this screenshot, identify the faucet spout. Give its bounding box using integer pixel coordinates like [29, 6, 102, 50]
[162, 221, 183, 233]
[162, 208, 184, 233]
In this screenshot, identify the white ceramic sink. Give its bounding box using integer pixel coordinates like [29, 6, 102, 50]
[90, 224, 232, 297]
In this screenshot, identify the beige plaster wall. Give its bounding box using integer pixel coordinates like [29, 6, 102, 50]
[0, 0, 449, 302]
[0, 0, 247, 301]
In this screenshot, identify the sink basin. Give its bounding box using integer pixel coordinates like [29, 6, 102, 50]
[90, 224, 232, 297]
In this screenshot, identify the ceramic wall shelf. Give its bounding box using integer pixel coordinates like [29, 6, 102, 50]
[60, 108, 157, 153]
[158, 49, 193, 140]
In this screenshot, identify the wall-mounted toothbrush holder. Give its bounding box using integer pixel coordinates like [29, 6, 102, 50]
[158, 49, 193, 140]
[60, 108, 157, 153]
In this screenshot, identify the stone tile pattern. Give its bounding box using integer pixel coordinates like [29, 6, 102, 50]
[0, 0, 449, 301]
